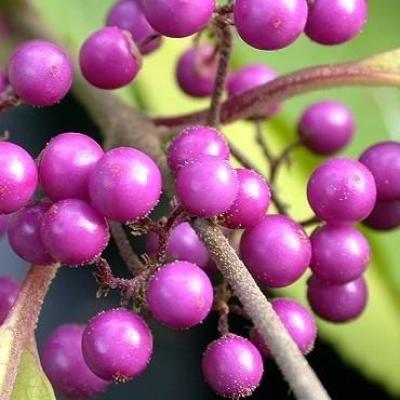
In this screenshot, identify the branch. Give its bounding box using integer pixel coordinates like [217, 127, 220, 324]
[192, 219, 330, 400]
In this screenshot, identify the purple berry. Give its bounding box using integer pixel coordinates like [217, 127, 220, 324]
[41, 324, 109, 398]
[363, 199, 400, 231]
[240, 215, 311, 288]
[89, 147, 162, 222]
[40, 199, 109, 266]
[7, 200, 54, 265]
[227, 64, 280, 118]
[147, 261, 213, 329]
[146, 222, 211, 270]
[224, 168, 271, 229]
[310, 225, 370, 284]
[298, 101, 355, 155]
[202, 334, 263, 398]
[234, 0, 308, 50]
[307, 158, 377, 225]
[307, 275, 368, 322]
[176, 156, 239, 218]
[82, 308, 153, 381]
[0, 276, 20, 325]
[0, 142, 38, 214]
[38, 133, 104, 201]
[143, 0, 214, 38]
[251, 298, 317, 358]
[80, 27, 142, 89]
[176, 45, 219, 98]
[106, 0, 161, 54]
[167, 125, 230, 172]
[306, 0, 368, 45]
[0, 214, 8, 237]
[359, 142, 400, 201]
[8, 40, 72, 106]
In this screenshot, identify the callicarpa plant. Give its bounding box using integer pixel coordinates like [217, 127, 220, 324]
[0, 0, 399, 399]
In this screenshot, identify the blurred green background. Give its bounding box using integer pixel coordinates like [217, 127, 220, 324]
[1, 0, 400, 398]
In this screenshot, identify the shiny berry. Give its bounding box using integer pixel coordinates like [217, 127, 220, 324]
[240, 215, 311, 288]
[8, 40, 72, 106]
[38, 133, 104, 201]
[41, 199, 109, 266]
[41, 324, 109, 398]
[82, 308, 153, 381]
[0, 276, 20, 325]
[363, 199, 400, 231]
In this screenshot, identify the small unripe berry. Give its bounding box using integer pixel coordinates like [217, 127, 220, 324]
[0, 276, 20, 325]
[8, 40, 72, 106]
[363, 200, 400, 231]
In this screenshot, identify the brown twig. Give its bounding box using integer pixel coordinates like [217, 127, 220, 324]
[270, 140, 301, 184]
[254, 118, 274, 165]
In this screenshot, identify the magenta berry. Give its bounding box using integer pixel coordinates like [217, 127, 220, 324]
[41, 324, 109, 398]
[167, 125, 230, 172]
[0, 214, 7, 237]
[310, 225, 370, 284]
[80, 27, 142, 89]
[146, 222, 211, 270]
[106, 0, 161, 54]
[89, 147, 162, 222]
[82, 308, 153, 381]
[251, 298, 317, 358]
[147, 261, 213, 329]
[7, 200, 54, 265]
[224, 168, 271, 229]
[227, 64, 280, 118]
[240, 215, 311, 288]
[306, 0, 368, 45]
[41, 199, 109, 266]
[0, 142, 38, 214]
[202, 334, 264, 398]
[176, 45, 219, 98]
[299, 101, 355, 155]
[307, 158, 377, 225]
[38, 133, 104, 201]
[143, 0, 214, 38]
[363, 199, 400, 231]
[176, 156, 239, 218]
[307, 275, 368, 322]
[8, 40, 72, 106]
[359, 142, 400, 201]
[0, 276, 20, 325]
[234, 0, 308, 50]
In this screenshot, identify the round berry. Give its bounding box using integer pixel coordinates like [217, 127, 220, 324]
[82, 308, 153, 381]
[146, 222, 211, 270]
[167, 126, 230, 172]
[0, 276, 20, 325]
[298, 101, 355, 155]
[80, 27, 142, 89]
[7, 200, 54, 265]
[0, 142, 38, 214]
[202, 334, 263, 398]
[0, 214, 8, 237]
[307, 275, 368, 322]
[41, 199, 109, 266]
[310, 225, 370, 284]
[41, 324, 109, 398]
[305, 0, 368, 45]
[363, 199, 400, 231]
[8, 40, 72, 106]
[234, 0, 308, 50]
[251, 298, 316, 358]
[227, 64, 280, 118]
[176, 156, 239, 218]
[106, 0, 161, 54]
[38, 133, 104, 201]
[240, 215, 311, 288]
[224, 168, 271, 229]
[307, 158, 376, 225]
[143, 0, 214, 38]
[359, 142, 400, 201]
[89, 147, 162, 222]
[176, 45, 219, 98]
[147, 261, 213, 329]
